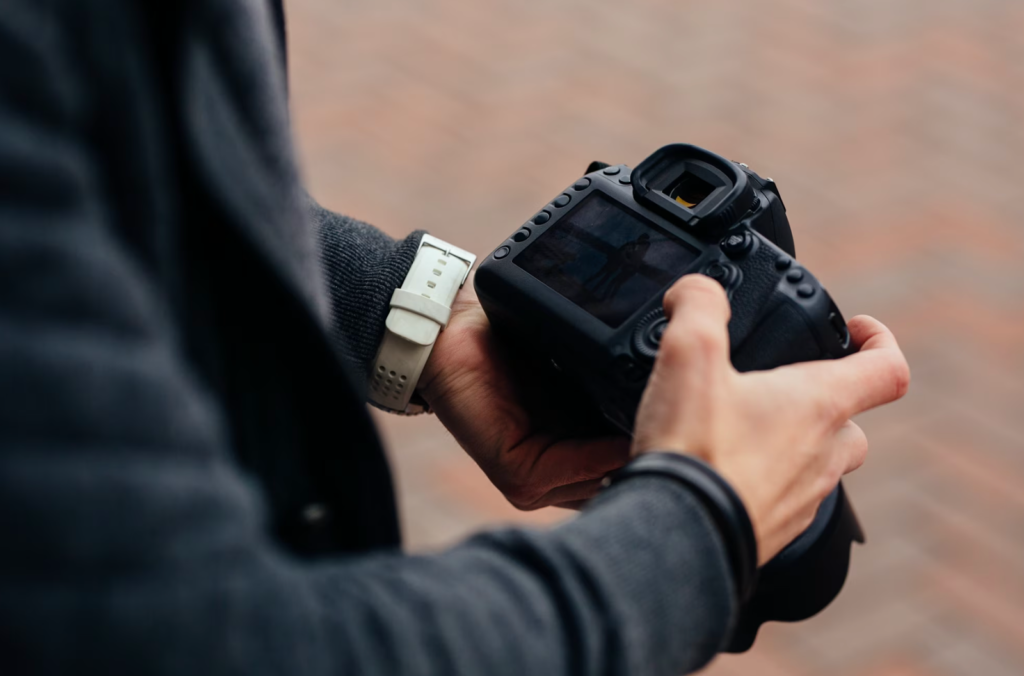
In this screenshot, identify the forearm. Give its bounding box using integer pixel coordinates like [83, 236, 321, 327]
[3, 457, 732, 676]
[311, 477, 735, 676]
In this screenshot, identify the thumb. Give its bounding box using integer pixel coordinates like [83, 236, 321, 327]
[657, 274, 733, 374]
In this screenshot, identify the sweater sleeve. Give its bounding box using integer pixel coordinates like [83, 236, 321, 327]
[310, 198, 424, 377]
[0, 6, 735, 676]
[309, 480, 737, 676]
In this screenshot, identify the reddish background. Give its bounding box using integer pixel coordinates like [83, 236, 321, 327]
[287, 1, 1024, 674]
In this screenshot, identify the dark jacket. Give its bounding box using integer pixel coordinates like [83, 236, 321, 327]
[0, 1, 736, 674]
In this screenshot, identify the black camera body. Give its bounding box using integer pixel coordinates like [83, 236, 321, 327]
[475, 144, 864, 651]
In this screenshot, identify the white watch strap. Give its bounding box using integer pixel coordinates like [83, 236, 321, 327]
[369, 234, 476, 412]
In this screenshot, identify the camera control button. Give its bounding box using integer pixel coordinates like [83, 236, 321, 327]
[775, 256, 793, 271]
[574, 178, 592, 191]
[512, 229, 531, 242]
[797, 283, 816, 299]
[603, 166, 621, 176]
[633, 310, 668, 360]
[639, 318, 669, 351]
[704, 261, 736, 285]
[786, 269, 805, 283]
[553, 194, 572, 208]
[721, 231, 754, 258]
[651, 321, 667, 343]
[706, 262, 728, 281]
[493, 246, 511, 259]
[533, 211, 551, 225]
[618, 173, 632, 185]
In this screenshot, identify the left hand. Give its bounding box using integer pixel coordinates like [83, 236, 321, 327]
[419, 273, 631, 510]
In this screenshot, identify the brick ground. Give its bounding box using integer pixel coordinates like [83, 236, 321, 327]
[286, 0, 1024, 673]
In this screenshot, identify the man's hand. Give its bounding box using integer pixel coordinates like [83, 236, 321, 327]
[632, 275, 911, 564]
[419, 273, 632, 510]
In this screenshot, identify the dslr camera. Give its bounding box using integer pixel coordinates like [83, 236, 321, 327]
[475, 144, 864, 651]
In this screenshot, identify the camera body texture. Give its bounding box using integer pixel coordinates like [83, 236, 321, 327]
[476, 144, 853, 432]
[475, 144, 864, 652]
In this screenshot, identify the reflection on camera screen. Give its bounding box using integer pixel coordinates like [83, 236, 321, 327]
[515, 193, 700, 327]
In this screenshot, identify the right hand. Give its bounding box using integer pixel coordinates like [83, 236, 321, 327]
[632, 275, 910, 564]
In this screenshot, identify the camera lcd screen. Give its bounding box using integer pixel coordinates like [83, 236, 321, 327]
[515, 192, 700, 328]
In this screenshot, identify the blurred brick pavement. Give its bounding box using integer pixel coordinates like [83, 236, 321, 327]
[286, 0, 1024, 673]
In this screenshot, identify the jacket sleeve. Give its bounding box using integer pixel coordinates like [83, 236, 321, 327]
[0, 7, 735, 676]
[310, 198, 424, 377]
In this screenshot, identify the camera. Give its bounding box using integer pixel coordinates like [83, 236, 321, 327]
[474, 144, 864, 652]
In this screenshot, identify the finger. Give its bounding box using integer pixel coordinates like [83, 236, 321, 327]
[528, 436, 632, 482]
[792, 317, 910, 419]
[835, 420, 869, 474]
[507, 436, 631, 509]
[537, 478, 608, 510]
[658, 275, 733, 371]
[847, 315, 900, 353]
[663, 274, 732, 325]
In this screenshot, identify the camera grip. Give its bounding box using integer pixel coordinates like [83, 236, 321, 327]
[726, 233, 852, 372]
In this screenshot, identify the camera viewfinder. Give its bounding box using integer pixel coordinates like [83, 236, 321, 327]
[668, 172, 716, 208]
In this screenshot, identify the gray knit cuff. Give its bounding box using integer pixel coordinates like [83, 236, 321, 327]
[553, 475, 738, 673]
[311, 199, 424, 381]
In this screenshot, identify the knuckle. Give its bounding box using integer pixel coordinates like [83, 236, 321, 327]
[505, 489, 540, 512]
[679, 321, 724, 358]
[508, 498, 532, 511]
[847, 452, 867, 473]
[852, 425, 869, 457]
[499, 477, 539, 511]
[889, 354, 912, 400]
[658, 335, 708, 371]
[852, 442, 869, 471]
[654, 334, 685, 369]
[662, 286, 681, 313]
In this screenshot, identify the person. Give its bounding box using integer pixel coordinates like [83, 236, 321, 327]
[0, 2, 910, 676]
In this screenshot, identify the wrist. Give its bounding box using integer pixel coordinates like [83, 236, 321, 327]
[418, 280, 473, 401]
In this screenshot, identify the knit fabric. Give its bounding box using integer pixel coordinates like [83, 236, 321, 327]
[310, 198, 424, 380]
[0, 2, 738, 675]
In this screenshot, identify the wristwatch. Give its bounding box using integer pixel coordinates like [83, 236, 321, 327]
[368, 234, 476, 414]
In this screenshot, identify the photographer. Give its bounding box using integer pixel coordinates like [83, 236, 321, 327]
[0, 2, 909, 675]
